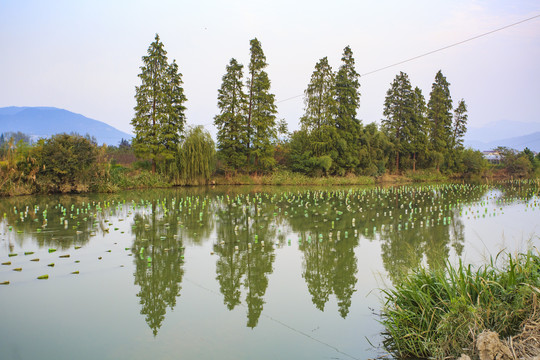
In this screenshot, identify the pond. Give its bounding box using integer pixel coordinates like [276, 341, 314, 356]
[1, 182, 539, 360]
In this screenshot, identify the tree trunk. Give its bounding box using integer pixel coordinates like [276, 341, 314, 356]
[413, 152, 416, 172]
[395, 151, 400, 174]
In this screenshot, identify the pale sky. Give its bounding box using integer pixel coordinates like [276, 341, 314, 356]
[1, 0, 539, 139]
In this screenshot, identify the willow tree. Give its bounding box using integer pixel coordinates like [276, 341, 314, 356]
[180, 126, 215, 184]
[214, 58, 248, 172]
[131, 34, 187, 173]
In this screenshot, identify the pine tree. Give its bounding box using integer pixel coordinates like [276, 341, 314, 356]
[246, 38, 277, 172]
[382, 71, 414, 173]
[131, 34, 187, 173]
[214, 58, 248, 172]
[427, 70, 453, 171]
[335, 46, 362, 174]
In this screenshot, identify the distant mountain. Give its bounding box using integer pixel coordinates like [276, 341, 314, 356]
[465, 120, 540, 152]
[0, 106, 132, 146]
[464, 131, 540, 152]
[465, 120, 540, 144]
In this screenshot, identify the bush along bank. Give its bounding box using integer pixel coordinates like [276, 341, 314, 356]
[380, 250, 540, 360]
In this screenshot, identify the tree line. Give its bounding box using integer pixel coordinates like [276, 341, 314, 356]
[2, 34, 539, 195]
[130, 34, 488, 179]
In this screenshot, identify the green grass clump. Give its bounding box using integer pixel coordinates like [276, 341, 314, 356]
[380, 250, 540, 359]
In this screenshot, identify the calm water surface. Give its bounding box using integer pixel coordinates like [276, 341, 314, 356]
[1, 183, 539, 360]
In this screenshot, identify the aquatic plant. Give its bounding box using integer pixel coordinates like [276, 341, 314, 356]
[380, 250, 540, 359]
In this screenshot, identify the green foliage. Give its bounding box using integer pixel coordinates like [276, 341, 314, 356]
[131, 34, 187, 173]
[180, 126, 216, 185]
[381, 251, 540, 359]
[301, 57, 336, 132]
[427, 70, 453, 170]
[497, 147, 534, 177]
[215, 58, 248, 172]
[461, 148, 488, 176]
[247, 38, 277, 173]
[382, 72, 414, 173]
[409, 87, 428, 171]
[32, 134, 98, 192]
[358, 123, 392, 176]
[334, 46, 362, 173]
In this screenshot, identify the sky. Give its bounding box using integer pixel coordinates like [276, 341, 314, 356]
[1, 0, 539, 140]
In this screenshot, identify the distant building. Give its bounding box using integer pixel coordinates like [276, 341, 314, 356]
[482, 150, 501, 164]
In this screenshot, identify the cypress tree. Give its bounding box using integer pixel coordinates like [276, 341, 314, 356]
[301, 57, 336, 132]
[300, 56, 337, 167]
[382, 71, 414, 173]
[131, 34, 186, 173]
[409, 86, 428, 171]
[214, 58, 248, 173]
[246, 38, 277, 172]
[427, 70, 453, 171]
[451, 99, 468, 151]
[335, 46, 362, 174]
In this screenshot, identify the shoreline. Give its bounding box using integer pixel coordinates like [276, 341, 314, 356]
[1, 168, 537, 198]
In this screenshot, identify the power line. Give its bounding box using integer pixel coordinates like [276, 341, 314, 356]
[276, 13, 540, 104]
[361, 13, 540, 77]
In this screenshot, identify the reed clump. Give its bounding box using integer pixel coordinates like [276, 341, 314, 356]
[380, 250, 540, 359]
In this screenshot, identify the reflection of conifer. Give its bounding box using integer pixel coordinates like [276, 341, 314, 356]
[214, 203, 245, 310]
[302, 237, 333, 311]
[132, 202, 185, 336]
[333, 236, 358, 318]
[213, 196, 276, 328]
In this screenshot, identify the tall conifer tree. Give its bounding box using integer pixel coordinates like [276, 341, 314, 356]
[427, 70, 453, 170]
[301, 57, 336, 132]
[409, 86, 428, 171]
[131, 34, 186, 173]
[246, 38, 277, 172]
[451, 99, 468, 151]
[335, 46, 361, 174]
[214, 58, 248, 172]
[382, 71, 414, 173]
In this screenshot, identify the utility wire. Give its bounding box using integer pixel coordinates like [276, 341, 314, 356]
[276, 13, 540, 104]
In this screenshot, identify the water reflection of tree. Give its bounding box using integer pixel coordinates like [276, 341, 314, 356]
[377, 186, 476, 285]
[0, 193, 116, 250]
[286, 190, 359, 318]
[213, 196, 276, 328]
[131, 201, 185, 336]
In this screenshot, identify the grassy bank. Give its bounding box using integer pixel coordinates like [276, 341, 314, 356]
[212, 170, 375, 186]
[211, 169, 452, 186]
[380, 250, 540, 359]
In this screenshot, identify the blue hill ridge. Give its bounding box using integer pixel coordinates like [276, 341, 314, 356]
[0, 106, 132, 146]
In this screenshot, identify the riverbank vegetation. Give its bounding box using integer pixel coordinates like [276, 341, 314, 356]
[380, 250, 540, 359]
[1, 34, 539, 196]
